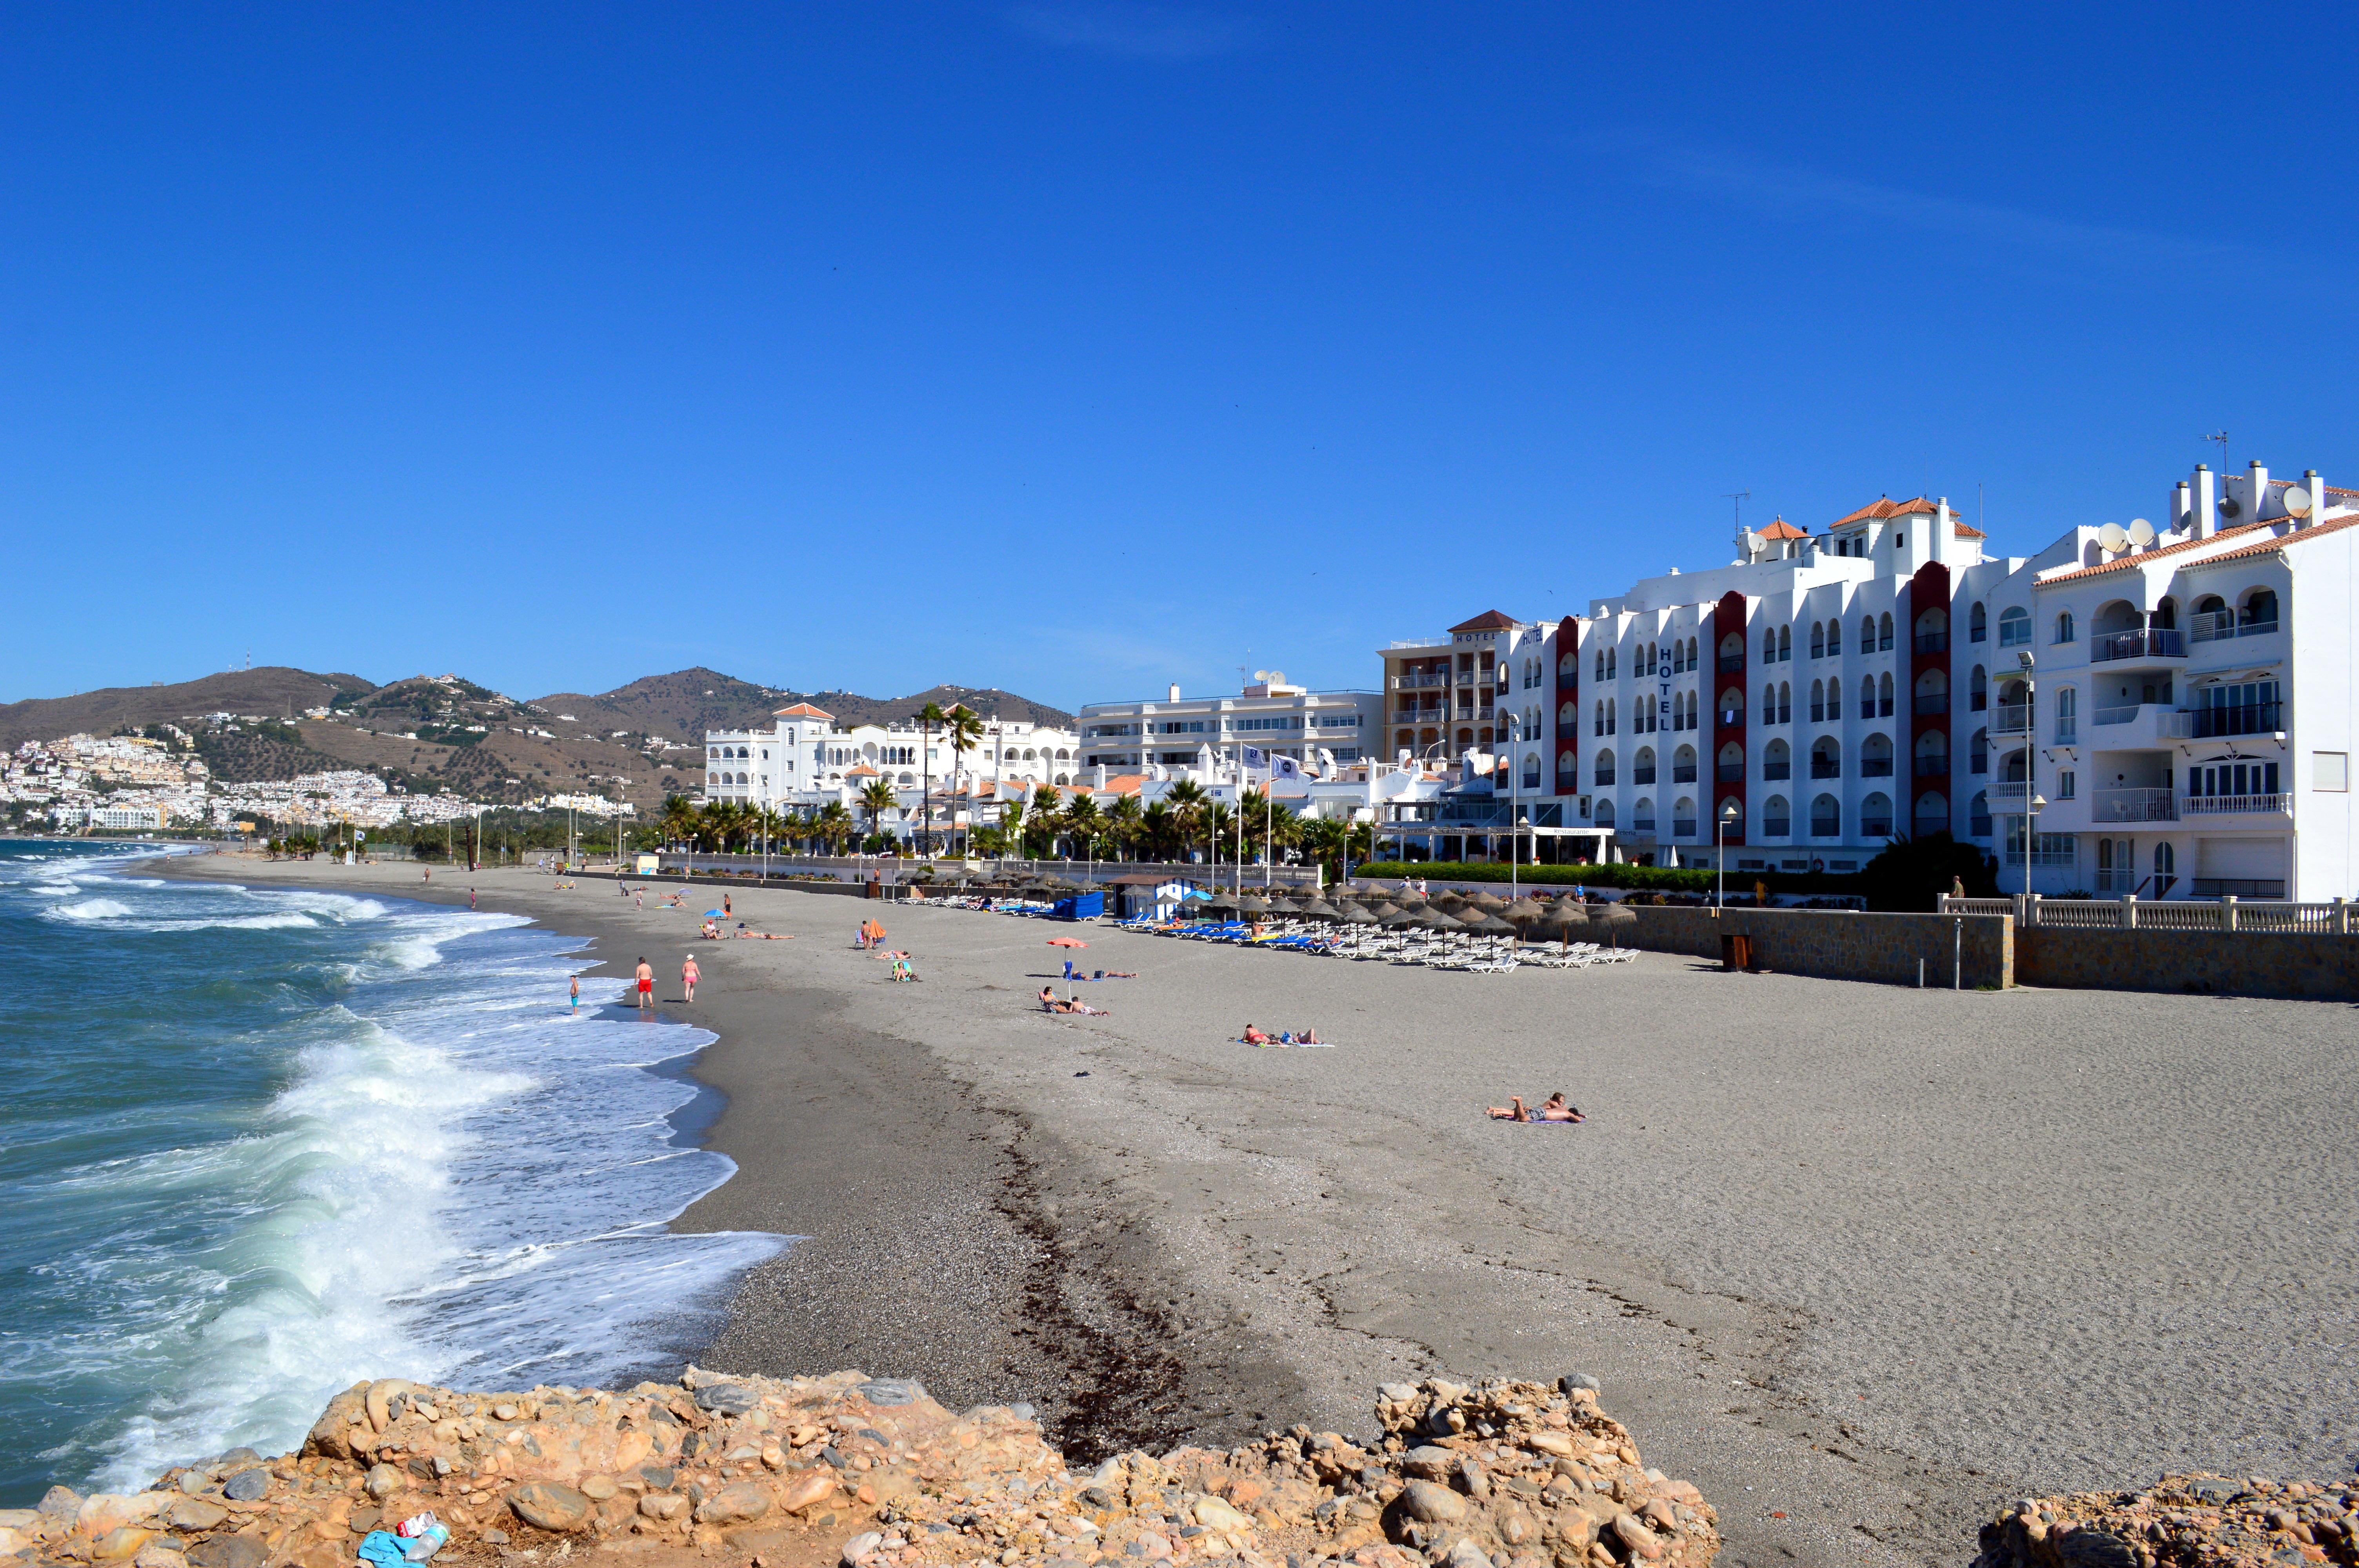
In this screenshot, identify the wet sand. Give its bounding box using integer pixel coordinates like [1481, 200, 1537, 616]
[158, 856, 2359, 1568]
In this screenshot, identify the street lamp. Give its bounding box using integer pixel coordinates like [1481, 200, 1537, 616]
[2016, 650, 2037, 898]
[1714, 799, 1741, 908]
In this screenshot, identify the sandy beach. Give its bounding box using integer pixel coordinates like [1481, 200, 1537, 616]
[151, 854, 2359, 1568]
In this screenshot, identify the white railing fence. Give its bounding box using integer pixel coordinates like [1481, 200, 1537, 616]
[1939, 893, 2354, 934]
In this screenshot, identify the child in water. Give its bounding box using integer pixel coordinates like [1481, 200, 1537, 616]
[569, 975, 580, 1014]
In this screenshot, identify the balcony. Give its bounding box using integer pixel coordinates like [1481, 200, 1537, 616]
[1810, 760, 1841, 779]
[2181, 792, 2292, 816]
[1394, 672, 1448, 690]
[1716, 762, 1743, 783]
[2189, 611, 2279, 644]
[1631, 817, 1657, 835]
[2090, 705, 2195, 747]
[1761, 817, 1791, 837]
[1761, 761, 1791, 781]
[1631, 766, 1657, 785]
[1593, 770, 1615, 787]
[2093, 787, 2177, 822]
[1914, 756, 1949, 778]
[1861, 817, 1894, 838]
[1719, 707, 1745, 726]
[2090, 628, 2186, 663]
[2192, 701, 2283, 739]
[1990, 780, 2028, 800]
[1915, 632, 1950, 654]
[2054, 720, 2076, 745]
[1994, 703, 2032, 734]
[1808, 704, 1826, 724]
[1860, 758, 1894, 777]
[1718, 653, 1746, 673]
[2193, 877, 2287, 898]
[1672, 763, 1697, 784]
[1913, 693, 1949, 716]
[1672, 817, 1698, 838]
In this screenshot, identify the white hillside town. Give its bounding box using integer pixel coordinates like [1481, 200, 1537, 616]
[687, 455, 2359, 903]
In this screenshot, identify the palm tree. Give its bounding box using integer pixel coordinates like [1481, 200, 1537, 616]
[1104, 794, 1144, 861]
[660, 795, 697, 851]
[943, 705, 985, 855]
[1140, 800, 1176, 861]
[998, 797, 1023, 861]
[1027, 785, 1065, 859]
[859, 779, 897, 848]
[1164, 779, 1210, 869]
[814, 800, 855, 855]
[1064, 793, 1103, 860]
[912, 702, 949, 853]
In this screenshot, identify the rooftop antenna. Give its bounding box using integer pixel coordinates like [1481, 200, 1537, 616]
[2204, 431, 2230, 471]
[1725, 490, 1751, 555]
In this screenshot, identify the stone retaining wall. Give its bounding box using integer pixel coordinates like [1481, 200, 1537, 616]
[2016, 927, 2359, 1001]
[1616, 906, 2014, 989]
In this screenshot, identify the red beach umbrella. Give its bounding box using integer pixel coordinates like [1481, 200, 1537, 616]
[1045, 937, 1089, 947]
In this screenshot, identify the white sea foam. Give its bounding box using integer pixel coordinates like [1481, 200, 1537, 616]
[51, 898, 132, 920]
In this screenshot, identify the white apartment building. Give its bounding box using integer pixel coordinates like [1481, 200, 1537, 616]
[703, 705, 1080, 822]
[1076, 675, 1381, 773]
[1977, 460, 2357, 900]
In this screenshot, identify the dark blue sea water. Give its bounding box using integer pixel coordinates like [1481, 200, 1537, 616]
[0, 841, 783, 1506]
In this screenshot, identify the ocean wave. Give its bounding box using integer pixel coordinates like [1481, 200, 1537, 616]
[49, 898, 133, 920]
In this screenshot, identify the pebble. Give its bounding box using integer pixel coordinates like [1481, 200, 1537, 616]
[218, 1470, 269, 1503]
[859, 1379, 928, 1408]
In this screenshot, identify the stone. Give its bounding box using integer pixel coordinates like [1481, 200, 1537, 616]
[1377, 1384, 1420, 1403]
[1558, 1375, 1600, 1397]
[840, 1530, 884, 1565]
[1007, 1403, 1037, 1421]
[363, 1466, 401, 1502]
[776, 1472, 838, 1515]
[1399, 1483, 1468, 1525]
[1401, 1448, 1456, 1481]
[187, 1535, 267, 1568]
[1192, 1499, 1252, 1532]
[492, 1404, 519, 1422]
[93, 1527, 159, 1561]
[638, 1495, 686, 1523]
[165, 1500, 230, 1533]
[1609, 1515, 1661, 1561]
[1136, 1531, 1173, 1561]
[1461, 1460, 1491, 1501]
[578, 1476, 618, 1502]
[1446, 1540, 1493, 1568]
[636, 1467, 676, 1491]
[1524, 1433, 1575, 1458]
[856, 1380, 926, 1408]
[42, 1488, 84, 1519]
[694, 1384, 758, 1416]
[220, 1471, 269, 1504]
[478, 1530, 507, 1546]
[132, 1543, 187, 1568]
[508, 1483, 595, 1533]
[693, 1483, 771, 1525]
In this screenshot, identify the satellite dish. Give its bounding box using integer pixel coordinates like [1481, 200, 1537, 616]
[2097, 523, 2130, 552]
[1742, 529, 1764, 555]
[2128, 518, 2156, 546]
[2283, 486, 2314, 517]
[1253, 670, 1269, 683]
[2218, 496, 2242, 518]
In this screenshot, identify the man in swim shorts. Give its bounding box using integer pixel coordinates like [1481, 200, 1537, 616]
[636, 957, 655, 1011]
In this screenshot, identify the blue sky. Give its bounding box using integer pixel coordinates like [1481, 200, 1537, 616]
[7, 2, 2356, 710]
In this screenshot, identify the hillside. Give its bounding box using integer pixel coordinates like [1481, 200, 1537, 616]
[0, 667, 377, 750]
[528, 669, 1074, 739]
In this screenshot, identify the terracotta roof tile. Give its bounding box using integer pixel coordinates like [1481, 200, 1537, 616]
[1757, 517, 1808, 540]
[1449, 610, 1521, 632]
[2035, 519, 2273, 584]
[842, 763, 881, 776]
[2195, 512, 2359, 567]
[773, 702, 834, 719]
[1831, 495, 1937, 526]
[1952, 522, 1987, 539]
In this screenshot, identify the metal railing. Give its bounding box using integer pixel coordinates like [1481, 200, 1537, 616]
[1720, 708, 1745, 725]
[1631, 817, 1657, 834]
[1631, 767, 1657, 785]
[1593, 770, 1615, 786]
[1394, 673, 1448, 689]
[1672, 818, 1697, 838]
[1943, 893, 2345, 931]
[1913, 693, 1950, 715]
[2091, 628, 2186, 662]
[2092, 787, 2177, 822]
[1761, 761, 1791, 780]
[1913, 756, 1948, 777]
[2182, 792, 2292, 815]
[1860, 818, 1892, 837]
[1860, 758, 1894, 777]
[1915, 632, 1950, 653]
[1717, 762, 1744, 782]
[1810, 760, 1841, 779]
[1672, 764, 1697, 783]
[2054, 720, 2076, 744]
[1994, 703, 2032, 734]
[2189, 611, 2279, 643]
[2192, 701, 2281, 738]
[1761, 818, 1791, 837]
[1718, 654, 1746, 673]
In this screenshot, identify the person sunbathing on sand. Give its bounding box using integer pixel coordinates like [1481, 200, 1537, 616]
[1040, 986, 1073, 1013]
[1092, 969, 1137, 979]
[1487, 1093, 1583, 1122]
[1243, 1024, 1272, 1044]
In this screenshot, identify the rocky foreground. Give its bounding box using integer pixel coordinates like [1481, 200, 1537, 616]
[1974, 1476, 2359, 1568]
[0, 1371, 1719, 1568]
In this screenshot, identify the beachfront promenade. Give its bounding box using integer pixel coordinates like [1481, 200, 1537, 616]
[185, 858, 2359, 1568]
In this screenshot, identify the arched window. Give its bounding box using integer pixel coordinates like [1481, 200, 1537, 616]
[1674, 797, 1699, 837]
[1971, 728, 1989, 773]
[1559, 700, 1578, 727]
[1877, 671, 1893, 718]
[1914, 792, 1948, 833]
[1557, 750, 1577, 781]
[1810, 679, 1826, 722]
[1998, 606, 2030, 647]
[2241, 588, 2280, 630]
[1914, 730, 1949, 776]
[1860, 732, 1893, 777]
[1522, 753, 1540, 789]
[1634, 746, 1657, 785]
[2155, 841, 2176, 885]
[1826, 619, 1843, 656]
[1810, 794, 1841, 837]
[1595, 648, 1606, 682]
[1828, 675, 1841, 715]
[1860, 793, 1893, 837]
[1718, 686, 1745, 724]
[1592, 797, 1615, 827]
[1762, 738, 1792, 780]
[2054, 610, 2076, 644]
[1762, 627, 1778, 663]
[1673, 744, 1698, 783]
[1717, 740, 1744, 783]
[1811, 736, 1842, 779]
[2054, 684, 2077, 743]
[1607, 648, 1618, 679]
[1594, 700, 1605, 737]
[1668, 639, 1684, 674]
[1878, 612, 1895, 651]
[1777, 681, 1792, 724]
[1915, 607, 1947, 651]
[1860, 615, 1876, 652]
[1594, 749, 1616, 787]
[1762, 795, 1792, 836]
[2154, 596, 2178, 630]
[1970, 791, 1990, 834]
[1631, 796, 1657, 833]
[1761, 682, 1777, 720]
[1560, 647, 1579, 678]
[1970, 602, 1987, 642]
[1809, 621, 1825, 659]
[1606, 697, 1616, 734]
[1969, 664, 1988, 711]
[1719, 632, 1745, 668]
[1685, 637, 1699, 668]
[1777, 624, 1792, 661]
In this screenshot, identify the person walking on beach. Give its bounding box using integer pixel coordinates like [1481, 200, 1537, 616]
[569, 975, 580, 1014]
[682, 955, 700, 1003]
[722, 895, 731, 919]
[634, 957, 654, 1011]
[469, 887, 477, 910]
[422, 867, 431, 884]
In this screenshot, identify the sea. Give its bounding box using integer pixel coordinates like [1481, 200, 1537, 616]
[0, 840, 785, 1506]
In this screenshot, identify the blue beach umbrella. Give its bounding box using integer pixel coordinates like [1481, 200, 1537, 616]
[703, 909, 726, 916]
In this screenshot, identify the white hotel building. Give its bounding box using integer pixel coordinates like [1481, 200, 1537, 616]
[702, 705, 1081, 815]
[1075, 675, 1381, 773]
[1546, 462, 2359, 899]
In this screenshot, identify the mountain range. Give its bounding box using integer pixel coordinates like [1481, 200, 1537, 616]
[1, 666, 1074, 811]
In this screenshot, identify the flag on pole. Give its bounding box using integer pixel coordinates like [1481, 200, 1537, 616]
[1241, 745, 1267, 769]
[1271, 754, 1301, 780]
